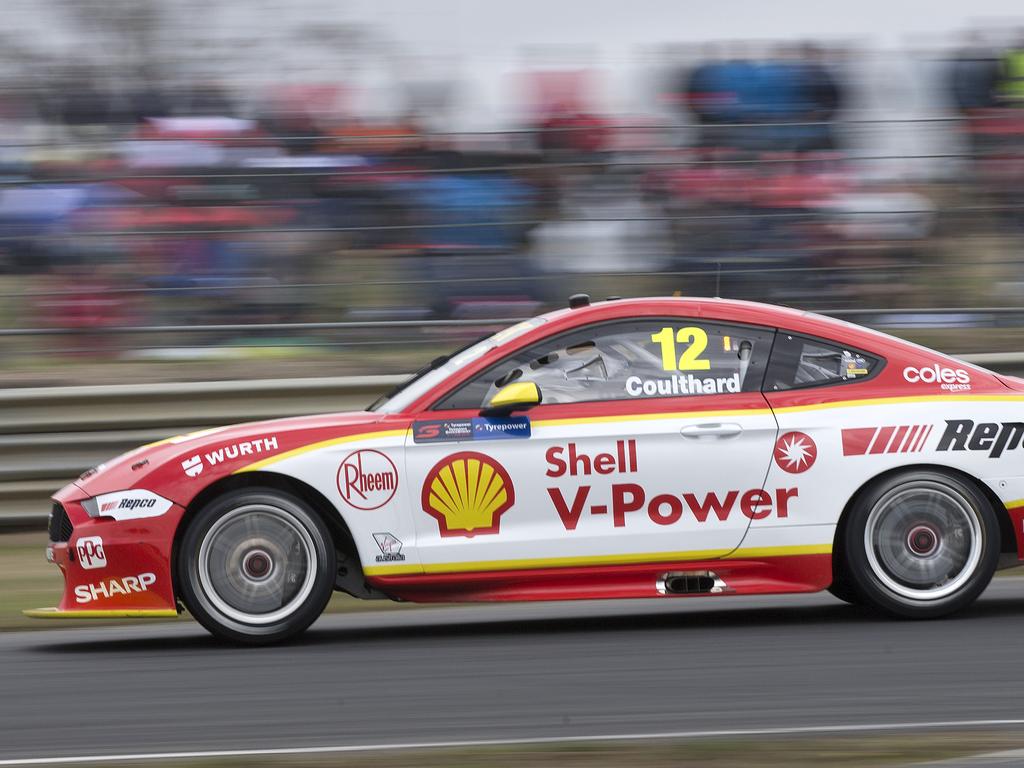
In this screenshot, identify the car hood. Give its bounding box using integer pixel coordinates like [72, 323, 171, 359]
[72, 410, 400, 505]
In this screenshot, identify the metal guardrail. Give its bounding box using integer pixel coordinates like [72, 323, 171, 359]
[0, 374, 404, 527]
[1, 353, 1022, 528]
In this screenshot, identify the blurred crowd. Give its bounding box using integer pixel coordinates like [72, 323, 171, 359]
[2, 28, 1024, 352]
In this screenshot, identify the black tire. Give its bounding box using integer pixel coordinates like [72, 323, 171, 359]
[827, 538, 863, 605]
[178, 487, 336, 644]
[827, 579, 861, 606]
[842, 470, 999, 619]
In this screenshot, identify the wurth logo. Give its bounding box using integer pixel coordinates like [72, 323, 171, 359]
[182, 437, 279, 477]
[842, 425, 932, 456]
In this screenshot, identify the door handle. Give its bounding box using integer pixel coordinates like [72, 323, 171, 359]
[680, 422, 743, 439]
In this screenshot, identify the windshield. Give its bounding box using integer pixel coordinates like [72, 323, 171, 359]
[369, 316, 548, 413]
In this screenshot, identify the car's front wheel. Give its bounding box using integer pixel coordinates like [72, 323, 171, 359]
[178, 487, 336, 644]
[842, 470, 999, 619]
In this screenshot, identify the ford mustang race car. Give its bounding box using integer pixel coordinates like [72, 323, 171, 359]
[28, 296, 1024, 643]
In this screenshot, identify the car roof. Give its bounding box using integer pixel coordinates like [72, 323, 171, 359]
[534, 297, 948, 363]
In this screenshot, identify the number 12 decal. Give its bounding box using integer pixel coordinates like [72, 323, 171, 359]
[651, 326, 710, 371]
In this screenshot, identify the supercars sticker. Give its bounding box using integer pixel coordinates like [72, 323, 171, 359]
[413, 420, 472, 443]
[93, 490, 173, 521]
[74, 572, 156, 604]
[181, 436, 280, 477]
[422, 451, 515, 537]
[842, 425, 931, 456]
[937, 419, 1024, 458]
[773, 432, 817, 474]
[337, 450, 399, 510]
[413, 417, 531, 444]
[545, 440, 797, 530]
[75, 536, 106, 570]
[373, 532, 406, 562]
[903, 364, 971, 391]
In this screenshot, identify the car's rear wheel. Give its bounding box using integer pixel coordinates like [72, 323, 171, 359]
[178, 487, 335, 644]
[843, 470, 999, 618]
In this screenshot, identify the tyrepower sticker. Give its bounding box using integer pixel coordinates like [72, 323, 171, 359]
[545, 440, 796, 530]
[75, 536, 106, 570]
[180, 436, 279, 477]
[422, 451, 515, 537]
[337, 449, 398, 510]
[937, 419, 1024, 458]
[902, 364, 971, 391]
[74, 573, 156, 603]
[842, 425, 932, 456]
[413, 417, 531, 444]
[94, 490, 173, 521]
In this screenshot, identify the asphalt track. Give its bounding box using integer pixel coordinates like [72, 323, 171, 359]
[6, 580, 1024, 763]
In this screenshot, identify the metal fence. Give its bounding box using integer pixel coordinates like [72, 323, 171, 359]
[4, 352, 1024, 529]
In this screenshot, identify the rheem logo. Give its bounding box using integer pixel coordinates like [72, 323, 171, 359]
[336, 450, 399, 510]
[75, 536, 106, 570]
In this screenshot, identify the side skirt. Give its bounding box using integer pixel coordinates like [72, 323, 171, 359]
[366, 553, 832, 603]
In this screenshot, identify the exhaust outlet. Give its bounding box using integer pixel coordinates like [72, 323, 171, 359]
[657, 570, 727, 595]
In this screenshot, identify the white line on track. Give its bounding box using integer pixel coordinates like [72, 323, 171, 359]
[5, 719, 1024, 765]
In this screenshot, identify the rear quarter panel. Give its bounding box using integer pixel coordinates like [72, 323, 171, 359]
[760, 340, 1024, 558]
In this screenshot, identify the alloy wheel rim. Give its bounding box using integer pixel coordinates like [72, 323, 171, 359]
[863, 481, 982, 601]
[197, 503, 317, 625]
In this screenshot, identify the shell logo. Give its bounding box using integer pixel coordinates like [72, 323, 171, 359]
[421, 451, 515, 537]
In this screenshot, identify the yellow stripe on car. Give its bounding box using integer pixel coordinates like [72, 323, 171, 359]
[363, 543, 831, 577]
[22, 608, 179, 619]
[234, 428, 407, 473]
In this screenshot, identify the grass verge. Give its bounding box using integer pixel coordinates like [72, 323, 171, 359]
[0, 531, 419, 631]
[24, 730, 1024, 767]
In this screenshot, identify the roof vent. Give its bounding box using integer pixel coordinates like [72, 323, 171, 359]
[568, 293, 591, 309]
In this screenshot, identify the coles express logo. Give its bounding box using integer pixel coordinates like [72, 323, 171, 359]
[903, 364, 971, 391]
[336, 449, 398, 510]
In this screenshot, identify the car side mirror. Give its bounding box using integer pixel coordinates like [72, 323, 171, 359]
[482, 381, 542, 416]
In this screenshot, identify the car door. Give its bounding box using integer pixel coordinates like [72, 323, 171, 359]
[756, 331, 887, 554]
[401, 317, 780, 574]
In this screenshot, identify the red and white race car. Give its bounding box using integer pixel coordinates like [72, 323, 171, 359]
[29, 296, 1024, 643]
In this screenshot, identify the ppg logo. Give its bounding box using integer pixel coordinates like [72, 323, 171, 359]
[75, 536, 107, 570]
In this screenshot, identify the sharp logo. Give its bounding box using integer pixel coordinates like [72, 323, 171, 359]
[75, 536, 106, 570]
[937, 419, 1024, 459]
[842, 425, 932, 456]
[74, 573, 156, 603]
[183, 437, 280, 477]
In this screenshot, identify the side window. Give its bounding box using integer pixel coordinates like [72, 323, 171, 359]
[435, 319, 774, 410]
[764, 333, 881, 391]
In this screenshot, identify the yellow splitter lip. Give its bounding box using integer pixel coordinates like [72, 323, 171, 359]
[23, 607, 179, 619]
